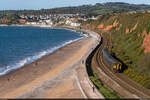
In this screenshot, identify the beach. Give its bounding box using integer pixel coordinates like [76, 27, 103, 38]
[0, 28, 103, 98]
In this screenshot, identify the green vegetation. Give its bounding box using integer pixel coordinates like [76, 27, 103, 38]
[86, 47, 122, 98]
[1, 2, 150, 16]
[0, 14, 21, 24]
[1, 1, 150, 91]
[82, 12, 150, 89]
[110, 13, 150, 89]
[90, 76, 122, 99]
[1, 2, 150, 25]
[87, 64, 122, 99]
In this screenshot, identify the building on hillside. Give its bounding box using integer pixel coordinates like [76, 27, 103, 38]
[70, 22, 81, 27]
[89, 16, 98, 20]
[65, 19, 72, 25]
[127, 11, 137, 14]
[26, 22, 37, 25]
[45, 19, 53, 25]
[65, 18, 81, 27]
[0, 19, 10, 24]
[18, 19, 26, 24]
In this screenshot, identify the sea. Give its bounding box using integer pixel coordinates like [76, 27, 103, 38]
[0, 26, 87, 76]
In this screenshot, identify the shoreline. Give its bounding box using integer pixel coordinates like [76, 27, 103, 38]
[0, 38, 85, 97]
[0, 24, 53, 27]
[0, 24, 88, 36]
[0, 25, 102, 98]
[0, 26, 87, 76]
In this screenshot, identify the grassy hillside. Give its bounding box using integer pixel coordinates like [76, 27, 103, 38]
[1, 2, 150, 16]
[81, 12, 150, 89]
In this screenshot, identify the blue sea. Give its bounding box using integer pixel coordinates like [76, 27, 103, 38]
[0, 26, 86, 76]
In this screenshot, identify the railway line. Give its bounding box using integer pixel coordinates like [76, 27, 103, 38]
[91, 33, 150, 98]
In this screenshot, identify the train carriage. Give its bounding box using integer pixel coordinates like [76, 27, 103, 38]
[102, 48, 122, 73]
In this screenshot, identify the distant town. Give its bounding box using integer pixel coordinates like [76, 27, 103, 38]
[0, 13, 100, 27]
[1, 11, 149, 28]
[1, 1, 150, 99]
[1, 2, 150, 28]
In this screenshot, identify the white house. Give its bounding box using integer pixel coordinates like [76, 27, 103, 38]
[70, 22, 81, 27]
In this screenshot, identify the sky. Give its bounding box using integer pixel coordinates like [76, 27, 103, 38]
[1, 0, 150, 10]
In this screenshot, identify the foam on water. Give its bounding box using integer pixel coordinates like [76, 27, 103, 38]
[0, 36, 86, 76]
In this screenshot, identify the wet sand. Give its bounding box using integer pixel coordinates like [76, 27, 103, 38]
[0, 26, 104, 98]
[0, 36, 95, 98]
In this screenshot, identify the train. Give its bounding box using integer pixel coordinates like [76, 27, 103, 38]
[102, 48, 122, 73]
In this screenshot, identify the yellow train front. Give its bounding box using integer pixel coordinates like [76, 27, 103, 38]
[112, 62, 122, 73]
[102, 48, 122, 73]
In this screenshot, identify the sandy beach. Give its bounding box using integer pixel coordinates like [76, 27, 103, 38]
[0, 28, 103, 98]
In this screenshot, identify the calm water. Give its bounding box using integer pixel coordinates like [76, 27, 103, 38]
[0, 26, 86, 75]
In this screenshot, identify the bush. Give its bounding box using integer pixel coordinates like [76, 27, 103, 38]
[83, 12, 150, 89]
[90, 76, 121, 99]
[138, 53, 150, 75]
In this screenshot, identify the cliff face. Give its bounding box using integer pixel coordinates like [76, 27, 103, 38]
[82, 12, 150, 89]
[143, 32, 150, 53]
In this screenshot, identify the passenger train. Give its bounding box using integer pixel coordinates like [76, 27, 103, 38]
[102, 48, 122, 73]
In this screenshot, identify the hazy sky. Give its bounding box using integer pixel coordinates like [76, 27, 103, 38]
[1, 0, 150, 10]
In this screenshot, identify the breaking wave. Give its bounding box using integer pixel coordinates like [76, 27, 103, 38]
[0, 36, 86, 76]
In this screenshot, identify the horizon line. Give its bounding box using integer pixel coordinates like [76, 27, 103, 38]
[0, 1, 150, 11]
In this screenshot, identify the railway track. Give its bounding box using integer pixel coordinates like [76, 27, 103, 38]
[91, 34, 150, 98]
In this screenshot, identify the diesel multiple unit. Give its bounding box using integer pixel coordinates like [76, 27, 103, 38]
[102, 48, 122, 73]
